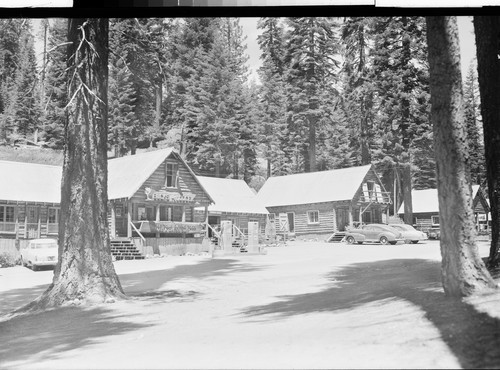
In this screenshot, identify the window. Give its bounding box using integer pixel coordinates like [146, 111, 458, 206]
[164, 162, 178, 188]
[138, 206, 147, 221]
[0, 205, 15, 223]
[160, 206, 172, 221]
[431, 215, 440, 226]
[307, 210, 319, 224]
[48, 208, 59, 224]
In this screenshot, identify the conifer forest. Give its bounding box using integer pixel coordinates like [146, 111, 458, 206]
[0, 17, 485, 214]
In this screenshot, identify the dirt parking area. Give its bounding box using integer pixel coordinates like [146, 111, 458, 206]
[1, 239, 500, 369]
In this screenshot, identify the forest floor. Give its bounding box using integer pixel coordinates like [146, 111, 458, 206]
[1, 240, 500, 369]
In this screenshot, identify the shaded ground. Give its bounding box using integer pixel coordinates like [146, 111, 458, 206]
[1, 241, 499, 369]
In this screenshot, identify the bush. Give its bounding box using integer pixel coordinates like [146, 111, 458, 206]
[0, 253, 19, 268]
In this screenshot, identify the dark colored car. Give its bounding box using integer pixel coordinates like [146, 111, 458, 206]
[344, 224, 405, 245]
[427, 227, 440, 240]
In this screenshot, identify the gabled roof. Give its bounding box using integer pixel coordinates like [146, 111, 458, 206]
[108, 148, 174, 200]
[0, 161, 62, 203]
[256, 164, 373, 208]
[398, 185, 481, 214]
[0, 148, 213, 204]
[195, 176, 268, 215]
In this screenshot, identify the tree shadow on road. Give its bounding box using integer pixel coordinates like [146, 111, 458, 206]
[242, 258, 500, 369]
[0, 284, 49, 316]
[120, 257, 265, 296]
[0, 305, 151, 367]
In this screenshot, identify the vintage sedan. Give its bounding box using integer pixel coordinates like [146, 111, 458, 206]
[344, 224, 405, 245]
[389, 224, 428, 244]
[20, 238, 58, 271]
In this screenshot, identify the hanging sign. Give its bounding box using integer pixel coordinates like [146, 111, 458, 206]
[139, 221, 205, 234]
[144, 187, 196, 203]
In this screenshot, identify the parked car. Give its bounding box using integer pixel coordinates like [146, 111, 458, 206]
[389, 224, 428, 244]
[20, 238, 58, 271]
[343, 231, 366, 244]
[427, 227, 440, 240]
[344, 224, 405, 245]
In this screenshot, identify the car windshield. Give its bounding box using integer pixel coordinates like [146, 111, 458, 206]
[32, 242, 57, 249]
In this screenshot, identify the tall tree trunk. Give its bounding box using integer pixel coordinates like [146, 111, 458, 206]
[400, 16, 413, 225]
[308, 116, 316, 172]
[24, 19, 124, 311]
[426, 16, 496, 297]
[155, 81, 162, 133]
[473, 16, 500, 267]
[401, 163, 413, 224]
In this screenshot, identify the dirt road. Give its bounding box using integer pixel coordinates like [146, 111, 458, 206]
[1, 240, 500, 369]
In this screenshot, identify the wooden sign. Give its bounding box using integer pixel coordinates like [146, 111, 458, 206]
[278, 213, 289, 232]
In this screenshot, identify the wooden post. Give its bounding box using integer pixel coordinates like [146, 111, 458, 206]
[182, 205, 186, 222]
[204, 205, 209, 237]
[110, 203, 116, 239]
[155, 205, 160, 238]
[37, 206, 41, 238]
[349, 204, 354, 227]
[332, 208, 337, 232]
[127, 200, 132, 238]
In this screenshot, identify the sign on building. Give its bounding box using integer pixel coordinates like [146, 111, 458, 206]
[278, 213, 289, 233]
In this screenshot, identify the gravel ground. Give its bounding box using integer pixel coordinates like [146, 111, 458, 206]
[1, 239, 500, 369]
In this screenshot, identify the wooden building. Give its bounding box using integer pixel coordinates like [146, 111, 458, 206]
[0, 161, 62, 240]
[398, 185, 489, 231]
[0, 149, 214, 251]
[256, 164, 392, 238]
[194, 176, 268, 235]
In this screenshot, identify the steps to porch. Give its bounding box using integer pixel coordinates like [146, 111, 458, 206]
[110, 238, 145, 261]
[327, 232, 346, 243]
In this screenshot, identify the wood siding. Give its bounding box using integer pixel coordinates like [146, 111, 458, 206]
[129, 155, 212, 206]
[267, 202, 337, 236]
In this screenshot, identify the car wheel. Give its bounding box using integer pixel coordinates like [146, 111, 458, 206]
[31, 263, 38, 271]
[411, 240, 419, 244]
[389, 241, 397, 245]
[346, 236, 355, 244]
[357, 242, 364, 244]
[380, 236, 389, 245]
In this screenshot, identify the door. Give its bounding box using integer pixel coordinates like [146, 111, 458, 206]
[287, 212, 295, 233]
[26, 206, 39, 238]
[336, 208, 349, 231]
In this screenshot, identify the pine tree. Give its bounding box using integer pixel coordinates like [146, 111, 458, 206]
[42, 18, 68, 149]
[427, 15, 496, 296]
[369, 16, 432, 220]
[463, 61, 486, 185]
[284, 17, 341, 173]
[257, 17, 290, 177]
[8, 21, 40, 142]
[0, 19, 40, 144]
[339, 17, 374, 167]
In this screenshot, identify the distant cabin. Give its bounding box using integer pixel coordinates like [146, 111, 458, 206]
[397, 185, 489, 230]
[194, 176, 268, 235]
[256, 164, 392, 238]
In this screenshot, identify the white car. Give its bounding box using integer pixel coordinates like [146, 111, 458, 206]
[389, 224, 428, 244]
[20, 238, 58, 271]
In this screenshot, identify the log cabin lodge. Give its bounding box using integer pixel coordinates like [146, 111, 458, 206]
[0, 149, 216, 255]
[256, 164, 393, 239]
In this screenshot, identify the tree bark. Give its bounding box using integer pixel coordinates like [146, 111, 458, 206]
[24, 19, 124, 311]
[426, 16, 496, 297]
[401, 163, 413, 225]
[473, 16, 500, 267]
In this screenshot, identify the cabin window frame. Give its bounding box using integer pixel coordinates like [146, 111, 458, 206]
[164, 162, 179, 189]
[307, 210, 320, 225]
[431, 215, 440, 226]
